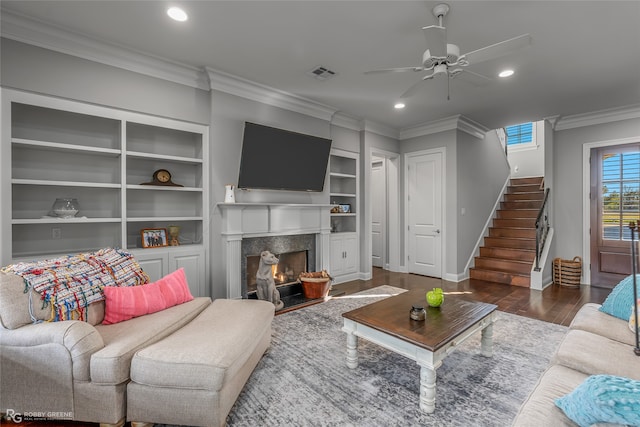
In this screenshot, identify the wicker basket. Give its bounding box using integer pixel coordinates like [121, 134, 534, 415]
[553, 256, 582, 288]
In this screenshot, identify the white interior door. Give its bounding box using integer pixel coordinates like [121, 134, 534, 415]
[407, 151, 443, 277]
[371, 158, 386, 268]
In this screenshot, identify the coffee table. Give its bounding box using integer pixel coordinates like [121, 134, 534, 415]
[341, 288, 497, 414]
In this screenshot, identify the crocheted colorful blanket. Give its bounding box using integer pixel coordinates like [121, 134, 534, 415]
[2, 248, 150, 322]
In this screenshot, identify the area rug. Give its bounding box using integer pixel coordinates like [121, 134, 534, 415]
[224, 285, 568, 426]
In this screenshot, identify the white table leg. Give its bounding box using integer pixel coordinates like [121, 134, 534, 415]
[346, 331, 358, 369]
[419, 364, 437, 413]
[481, 321, 494, 357]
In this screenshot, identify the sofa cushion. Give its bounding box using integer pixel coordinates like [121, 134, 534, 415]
[0, 272, 44, 329]
[599, 274, 637, 321]
[553, 329, 640, 380]
[0, 272, 106, 329]
[570, 303, 636, 346]
[91, 297, 211, 385]
[130, 299, 274, 391]
[512, 364, 588, 427]
[555, 375, 640, 427]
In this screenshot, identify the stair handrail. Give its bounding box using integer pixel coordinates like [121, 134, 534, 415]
[534, 187, 551, 271]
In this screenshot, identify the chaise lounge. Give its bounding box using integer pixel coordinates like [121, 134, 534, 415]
[0, 248, 274, 427]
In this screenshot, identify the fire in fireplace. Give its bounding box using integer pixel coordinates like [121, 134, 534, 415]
[245, 250, 308, 295]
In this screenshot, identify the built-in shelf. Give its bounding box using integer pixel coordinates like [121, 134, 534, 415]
[126, 185, 203, 192]
[12, 179, 122, 188]
[12, 138, 122, 156]
[328, 149, 359, 283]
[127, 216, 204, 222]
[330, 172, 356, 179]
[12, 218, 122, 224]
[2, 89, 210, 283]
[126, 151, 203, 164]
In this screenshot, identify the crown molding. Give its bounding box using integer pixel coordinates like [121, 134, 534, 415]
[399, 115, 489, 140]
[457, 116, 490, 139]
[330, 113, 362, 132]
[1, 9, 209, 90]
[361, 120, 400, 140]
[205, 67, 337, 122]
[555, 104, 640, 131]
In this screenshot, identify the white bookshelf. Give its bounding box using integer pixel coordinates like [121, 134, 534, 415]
[328, 149, 359, 283]
[1, 89, 209, 296]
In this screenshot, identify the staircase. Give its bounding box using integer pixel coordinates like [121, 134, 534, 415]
[469, 177, 544, 287]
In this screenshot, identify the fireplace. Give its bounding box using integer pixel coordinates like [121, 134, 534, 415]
[241, 234, 316, 298]
[245, 250, 308, 295]
[218, 203, 332, 300]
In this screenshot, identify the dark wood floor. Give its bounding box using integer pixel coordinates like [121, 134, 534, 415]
[1, 268, 612, 427]
[333, 267, 612, 327]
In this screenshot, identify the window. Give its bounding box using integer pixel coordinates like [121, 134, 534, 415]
[505, 122, 534, 146]
[601, 149, 640, 241]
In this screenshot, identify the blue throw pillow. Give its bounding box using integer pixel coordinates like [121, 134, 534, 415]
[599, 274, 638, 321]
[555, 375, 640, 427]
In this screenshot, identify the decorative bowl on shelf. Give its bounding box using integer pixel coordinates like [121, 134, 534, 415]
[51, 198, 80, 218]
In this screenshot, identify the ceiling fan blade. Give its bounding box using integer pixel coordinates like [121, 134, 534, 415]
[450, 69, 492, 86]
[462, 34, 531, 65]
[399, 74, 435, 99]
[364, 66, 424, 75]
[422, 25, 447, 58]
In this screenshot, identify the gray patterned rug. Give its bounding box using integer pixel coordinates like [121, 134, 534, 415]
[225, 286, 568, 427]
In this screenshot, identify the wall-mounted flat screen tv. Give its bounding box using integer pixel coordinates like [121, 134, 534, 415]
[237, 122, 332, 192]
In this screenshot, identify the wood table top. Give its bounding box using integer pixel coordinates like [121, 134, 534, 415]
[342, 288, 498, 352]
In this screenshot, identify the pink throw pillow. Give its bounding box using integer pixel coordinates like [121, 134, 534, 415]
[156, 268, 194, 306]
[102, 268, 193, 324]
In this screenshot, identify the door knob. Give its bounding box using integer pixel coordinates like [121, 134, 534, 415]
[435, 229, 440, 234]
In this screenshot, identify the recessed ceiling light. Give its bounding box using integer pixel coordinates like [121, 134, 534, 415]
[167, 7, 188, 22]
[394, 103, 405, 109]
[499, 69, 515, 78]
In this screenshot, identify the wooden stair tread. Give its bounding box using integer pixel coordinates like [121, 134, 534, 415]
[472, 176, 544, 288]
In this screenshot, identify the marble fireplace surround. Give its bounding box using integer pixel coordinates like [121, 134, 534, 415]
[218, 203, 333, 299]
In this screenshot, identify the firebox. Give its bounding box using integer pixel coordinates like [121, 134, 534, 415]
[245, 250, 308, 295]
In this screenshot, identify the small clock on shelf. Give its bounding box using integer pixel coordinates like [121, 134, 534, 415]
[141, 169, 183, 187]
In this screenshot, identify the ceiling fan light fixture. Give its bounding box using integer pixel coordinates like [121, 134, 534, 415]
[167, 6, 188, 22]
[499, 69, 515, 78]
[394, 102, 406, 110]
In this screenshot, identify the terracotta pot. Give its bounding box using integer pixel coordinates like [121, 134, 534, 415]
[300, 278, 331, 299]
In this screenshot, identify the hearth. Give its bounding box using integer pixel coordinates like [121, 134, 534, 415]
[241, 234, 316, 298]
[246, 250, 307, 295]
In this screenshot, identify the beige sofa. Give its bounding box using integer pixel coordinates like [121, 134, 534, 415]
[0, 268, 274, 427]
[512, 303, 640, 426]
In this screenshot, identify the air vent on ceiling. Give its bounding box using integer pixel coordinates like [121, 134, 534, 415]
[306, 66, 337, 81]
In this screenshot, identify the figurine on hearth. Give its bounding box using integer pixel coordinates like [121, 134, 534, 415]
[255, 250, 284, 311]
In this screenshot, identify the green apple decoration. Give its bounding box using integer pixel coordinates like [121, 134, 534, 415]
[426, 288, 444, 307]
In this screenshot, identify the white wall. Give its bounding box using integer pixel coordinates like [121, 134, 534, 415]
[507, 121, 545, 178]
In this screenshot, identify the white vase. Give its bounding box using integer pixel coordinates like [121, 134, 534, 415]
[224, 184, 236, 203]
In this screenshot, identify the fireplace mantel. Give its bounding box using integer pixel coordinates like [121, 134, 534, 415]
[218, 203, 333, 298]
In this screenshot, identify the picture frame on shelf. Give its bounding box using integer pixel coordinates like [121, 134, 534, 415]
[141, 228, 168, 248]
[339, 204, 351, 213]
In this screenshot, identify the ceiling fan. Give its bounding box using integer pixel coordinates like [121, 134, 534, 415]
[365, 3, 531, 99]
